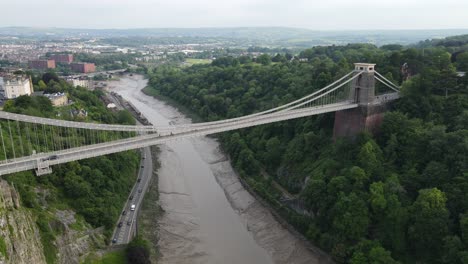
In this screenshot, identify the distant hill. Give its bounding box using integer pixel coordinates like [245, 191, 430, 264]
[2, 27, 468, 47]
[416, 34, 468, 49]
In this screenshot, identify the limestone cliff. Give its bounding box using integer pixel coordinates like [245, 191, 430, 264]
[0, 180, 46, 264]
[0, 180, 107, 264]
[54, 210, 106, 264]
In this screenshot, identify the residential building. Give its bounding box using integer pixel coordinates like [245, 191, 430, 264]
[44, 92, 68, 106]
[49, 54, 73, 64]
[2, 75, 33, 99]
[70, 62, 95, 73]
[29, 60, 56, 70]
[66, 77, 93, 89]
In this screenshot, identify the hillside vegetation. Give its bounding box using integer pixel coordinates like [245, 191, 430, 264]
[1, 74, 139, 263]
[146, 39, 468, 263]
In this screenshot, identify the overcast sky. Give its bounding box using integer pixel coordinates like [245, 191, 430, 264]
[1, 0, 468, 29]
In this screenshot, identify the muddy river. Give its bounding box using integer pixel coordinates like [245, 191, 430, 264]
[110, 75, 328, 264]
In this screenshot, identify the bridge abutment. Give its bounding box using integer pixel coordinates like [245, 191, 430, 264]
[333, 104, 386, 139]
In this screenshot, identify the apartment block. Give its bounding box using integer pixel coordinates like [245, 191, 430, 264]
[70, 63, 95, 73]
[29, 60, 56, 70]
[50, 54, 73, 64]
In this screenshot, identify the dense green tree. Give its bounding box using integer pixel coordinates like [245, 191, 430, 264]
[456, 52, 468, 71]
[256, 54, 272, 65]
[460, 212, 468, 246]
[116, 110, 136, 125]
[38, 80, 47, 90]
[408, 188, 450, 260]
[357, 140, 383, 180]
[264, 137, 282, 166]
[42, 71, 60, 84]
[126, 236, 151, 264]
[331, 192, 369, 242]
[350, 240, 400, 264]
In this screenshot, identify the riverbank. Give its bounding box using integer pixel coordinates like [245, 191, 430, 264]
[137, 146, 162, 263]
[142, 86, 204, 123]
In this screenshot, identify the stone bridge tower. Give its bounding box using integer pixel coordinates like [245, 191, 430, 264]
[333, 63, 387, 139]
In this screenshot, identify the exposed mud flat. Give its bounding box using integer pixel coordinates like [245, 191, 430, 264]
[192, 137, 331, 264]
[109, 75, 331, 264]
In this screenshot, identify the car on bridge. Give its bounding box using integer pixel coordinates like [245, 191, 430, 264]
[41, 155, 59, 162]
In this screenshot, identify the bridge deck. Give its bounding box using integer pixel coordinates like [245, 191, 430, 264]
[0, 102, 358, 175]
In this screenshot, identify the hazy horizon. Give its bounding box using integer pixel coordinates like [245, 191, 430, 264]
[1, 0, 468, 30]
[2, 26, 468, 31]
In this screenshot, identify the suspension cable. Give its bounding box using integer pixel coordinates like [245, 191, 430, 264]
[26, 122, 32, 155]
[16, 120, 25, 157]
[374, 76, 400, 92]
[0, 123, 8, 161]
[374, 71, 400, 90]
[181, 70, 359, 128]
[7, 120, 16, 160]
[42, 124, 48, 152]
[280, 72, 362, 112]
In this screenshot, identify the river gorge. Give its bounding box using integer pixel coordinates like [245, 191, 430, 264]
[109, 74, 328, 264]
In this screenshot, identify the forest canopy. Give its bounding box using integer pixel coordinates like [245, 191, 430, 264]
[146, 38, 468, 263]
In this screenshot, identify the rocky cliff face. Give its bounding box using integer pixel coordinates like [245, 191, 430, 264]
[0, 179, 108, 264]
[54, 210, 106, 264]
[0, 180, 46, 264]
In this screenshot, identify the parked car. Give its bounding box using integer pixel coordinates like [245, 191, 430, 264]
[130, 204, 136, 211]
[112, 238, 117, 244]
[122, 210, 127, 215]
[127, 220, 132, 225]
[129, 195, 134, 200]
[118, 222, 123, 228]
[137, 178, 141, 183]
